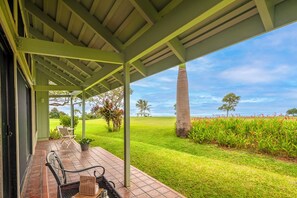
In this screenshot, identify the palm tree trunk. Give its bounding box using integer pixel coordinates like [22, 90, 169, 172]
[176, 63, 191, 137]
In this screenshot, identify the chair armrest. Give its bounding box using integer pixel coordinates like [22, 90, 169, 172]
[63, 165, 105, 178]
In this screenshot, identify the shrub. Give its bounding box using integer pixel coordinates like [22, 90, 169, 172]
[189, 117, 297, 158]
[49, 129, 62, 140]
[78, 137, 94, 145]
[59, 115, 79, 128]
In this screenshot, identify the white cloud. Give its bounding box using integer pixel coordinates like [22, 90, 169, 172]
[131, 81, 155, 88]
[241, 98, 274, 103]
[219, 63, 291, 84]
[187, 57, 214, 72]
[158, 76, 175, 82]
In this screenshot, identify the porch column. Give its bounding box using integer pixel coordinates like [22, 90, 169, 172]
[82, 90, 86, 138]
[70, 96, 74, 129]
[124, 63, 130, 187]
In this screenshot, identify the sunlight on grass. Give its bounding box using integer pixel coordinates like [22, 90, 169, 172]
[50, 118, 297, 197]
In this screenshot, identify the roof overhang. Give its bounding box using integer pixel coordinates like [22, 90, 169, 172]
[2, 0, 296, 98]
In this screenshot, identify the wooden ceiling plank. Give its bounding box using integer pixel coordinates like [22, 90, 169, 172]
[25, 0, 83, 46]
[62, 0, 124, 52]
[35, 56, 81, 84]
[42, 57, 85, 82]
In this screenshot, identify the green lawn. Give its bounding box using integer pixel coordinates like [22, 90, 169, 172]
[50, 117, 297, 197]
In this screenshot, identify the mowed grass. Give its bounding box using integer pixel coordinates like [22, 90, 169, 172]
[50, 117, 297, 197]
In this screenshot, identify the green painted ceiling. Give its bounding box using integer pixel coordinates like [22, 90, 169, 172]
[17, 0, 297, 98]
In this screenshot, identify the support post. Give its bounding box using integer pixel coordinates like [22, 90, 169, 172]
[70, 96, 74, 129]
[124, 63, 130, 187]
[82, 90, 86, 138]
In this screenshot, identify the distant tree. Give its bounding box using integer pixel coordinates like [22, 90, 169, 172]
[49, 107, 66, 118]
[218, 93, 241, 117]
[89, 87, 132, 119]
[49, 107, 60, 118]
[174, 104, 176, 115]
[59, 115, 79, 128]
[286, 108, 297, 116]
[93, 99, 123, 132]
[136, 99, 151, 117]
[88, 87, 133, 109]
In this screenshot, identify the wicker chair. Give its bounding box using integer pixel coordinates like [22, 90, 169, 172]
[45, 151, 121, 198]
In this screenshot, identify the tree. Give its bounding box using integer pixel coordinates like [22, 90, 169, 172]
[89, 87, 132, 119]
[136, 99, 151, 117]
[88, 87, 133, 109]
[49, 90, 70, 106]
[286, 108, 297, 116]
[176, 64, 191, 137]
[59, 114, 79, 128]
[94, 99, 123, 132]
[218, 93, 240, 117]
[49, 107, 60, 118]
[49, 107, 66, 118]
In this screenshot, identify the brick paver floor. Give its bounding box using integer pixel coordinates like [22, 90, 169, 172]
[21, 140, 185, 198]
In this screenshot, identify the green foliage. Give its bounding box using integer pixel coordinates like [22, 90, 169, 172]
[189, 117, 297, 157]
[218, 93, 240, 117]
[50, 117, 297, 198]
[92, 99, 123, 132]
[59, 115, 79, 128]
[49, 128, 62, 140]
[78, 137, 94, 145]
[287, 108, 297, 116]
[49, 107, 66, 118]
[136, 99, 151, 117]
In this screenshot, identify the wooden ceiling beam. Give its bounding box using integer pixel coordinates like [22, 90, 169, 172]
[131, 60, 147, 77]
[125, 0, 237, 63]
[254, 0, 274, 31]
[36, 67, 71, 86]
[129, 0, 160, 24]
[83, 66, 123, 91]
[34, 85, 82, 91]
[18, 37, 124, 64]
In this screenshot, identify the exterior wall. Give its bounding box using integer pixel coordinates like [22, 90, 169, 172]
[0, 95, 2, 198]
[36, 70, 49, 139]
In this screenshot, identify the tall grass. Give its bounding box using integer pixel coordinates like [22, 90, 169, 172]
[189, 117, 297, 157]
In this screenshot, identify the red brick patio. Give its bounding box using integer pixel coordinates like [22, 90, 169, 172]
[21, 140, 184, 198]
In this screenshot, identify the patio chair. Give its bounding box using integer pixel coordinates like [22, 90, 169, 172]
[45, 151, 121, 198]
[57, 126, 76, 148]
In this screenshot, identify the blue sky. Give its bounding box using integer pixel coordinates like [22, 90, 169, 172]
[130, 22, 297, 116]
[54, 22, 297, 117]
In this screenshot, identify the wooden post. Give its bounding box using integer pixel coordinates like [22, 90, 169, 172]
[124, 63, 130, 187]
[70, 96, 74, 129]
[82, 91, 86, 138]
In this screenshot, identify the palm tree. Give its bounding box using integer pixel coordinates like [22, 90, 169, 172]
[136, 99, 151, 116]
[176, 64, 191, 137]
